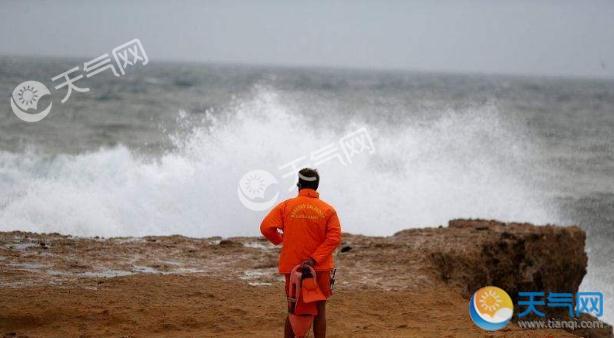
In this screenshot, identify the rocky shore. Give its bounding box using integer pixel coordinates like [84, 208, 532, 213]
[0, 219, 611, 337]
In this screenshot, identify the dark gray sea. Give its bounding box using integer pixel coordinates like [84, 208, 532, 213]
[1, 56, 613, 322]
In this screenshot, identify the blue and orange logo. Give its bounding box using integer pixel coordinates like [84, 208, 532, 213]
[469, 286, 514, 331]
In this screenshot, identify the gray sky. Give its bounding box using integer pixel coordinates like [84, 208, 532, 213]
[1, 0, 613, 78]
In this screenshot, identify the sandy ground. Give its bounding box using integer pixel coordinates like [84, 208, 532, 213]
[0, 229, 580, 337]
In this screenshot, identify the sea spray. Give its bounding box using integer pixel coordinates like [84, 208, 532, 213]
[0, 87, 558, 237]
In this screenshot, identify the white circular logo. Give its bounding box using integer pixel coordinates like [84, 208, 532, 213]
[10, 81, 53, 122]
[237, 170, 279, 211]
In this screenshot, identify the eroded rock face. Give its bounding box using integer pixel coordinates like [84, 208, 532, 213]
[412, 219, 610, 338]
[431, 219, 587, 299]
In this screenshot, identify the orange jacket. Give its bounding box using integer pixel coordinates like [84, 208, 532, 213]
[260, 189, 342, 273]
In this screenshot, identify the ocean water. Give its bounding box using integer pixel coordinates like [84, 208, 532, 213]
[1, 56, 613, 323]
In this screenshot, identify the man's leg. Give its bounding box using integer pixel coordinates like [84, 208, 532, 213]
[313, 301, 327, 338]
[285, 316, 293, 338]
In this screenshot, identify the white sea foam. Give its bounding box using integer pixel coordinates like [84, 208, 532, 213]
[0, 87, 558, 237]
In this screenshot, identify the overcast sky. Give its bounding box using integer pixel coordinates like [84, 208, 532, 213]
[1, 0, 613, 78]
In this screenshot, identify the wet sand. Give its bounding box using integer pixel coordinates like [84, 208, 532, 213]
[0, 225, 583, 337]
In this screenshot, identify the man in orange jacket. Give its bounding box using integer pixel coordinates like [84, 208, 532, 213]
[260, 168, 342, 338]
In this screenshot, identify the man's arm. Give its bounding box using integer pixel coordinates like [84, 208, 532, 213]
[310, 211, 341, 264]
[260, 202, 284, 245]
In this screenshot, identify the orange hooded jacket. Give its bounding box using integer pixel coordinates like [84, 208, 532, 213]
[260, 188, 341, 273]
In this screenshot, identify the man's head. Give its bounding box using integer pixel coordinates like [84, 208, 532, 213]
[297, 168, 319, 191]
